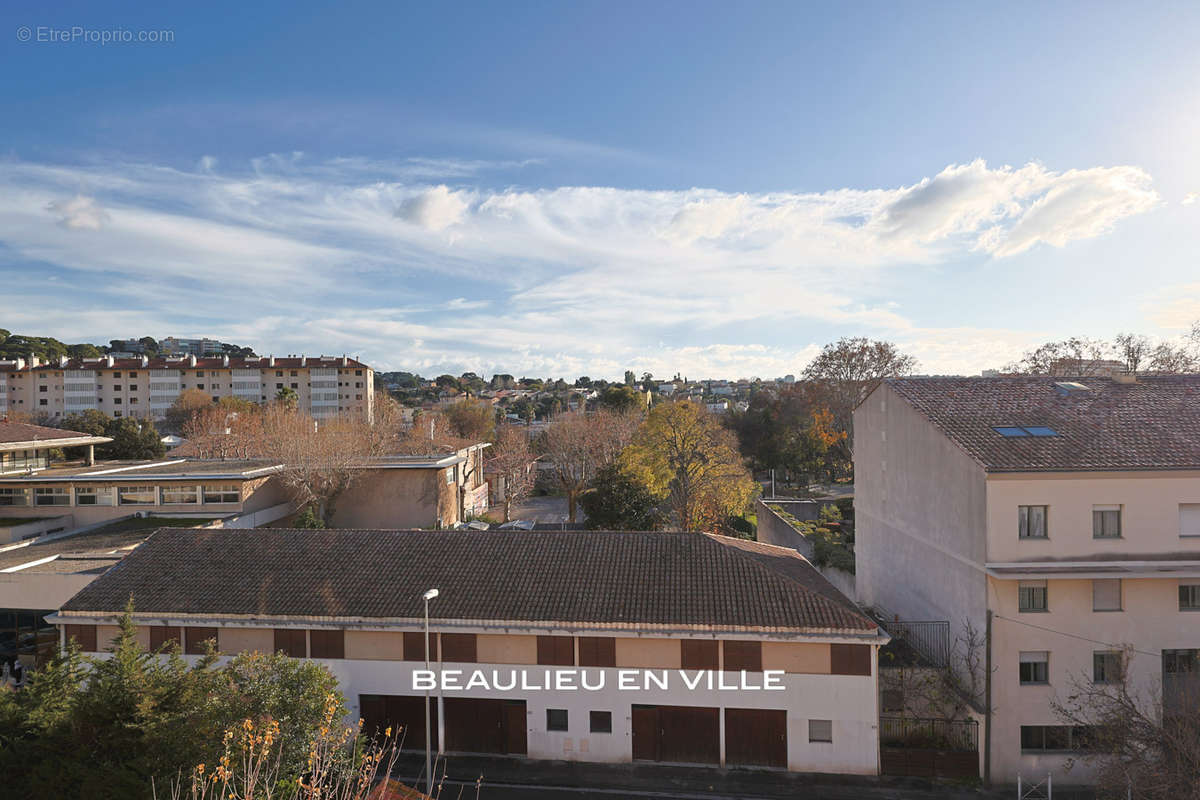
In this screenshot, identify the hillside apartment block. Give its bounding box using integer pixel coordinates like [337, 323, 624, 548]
[854, 375, 1200, 785]
[52, 528, 889, 774]
[0, 353, 375, 422]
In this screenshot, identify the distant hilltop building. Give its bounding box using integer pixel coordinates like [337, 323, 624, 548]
[0, 354, 374, 422]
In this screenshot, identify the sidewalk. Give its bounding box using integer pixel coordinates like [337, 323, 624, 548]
[391, 753, 1008, 800]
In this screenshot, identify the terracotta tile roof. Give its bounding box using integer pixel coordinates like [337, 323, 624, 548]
[0, 420, 103, 445]
[884, 375, 1200, 472]
[61, 528, 877, 633]
[0, 355, 372, 372]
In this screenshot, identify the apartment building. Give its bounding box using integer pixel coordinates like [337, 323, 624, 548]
[0, 354, 374, 423]
[854, 375, 1200, 785]
[52, 528, 889, 774]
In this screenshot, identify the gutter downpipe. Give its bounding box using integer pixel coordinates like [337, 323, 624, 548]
[984, 609, 993, 788]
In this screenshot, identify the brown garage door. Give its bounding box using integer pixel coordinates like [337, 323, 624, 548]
[443, 698, 527, 755]
[631, 705, 720, 765]
[725, 708, 787, 768]
[359, 694, 438, 751]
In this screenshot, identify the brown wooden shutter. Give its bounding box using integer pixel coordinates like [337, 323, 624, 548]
[274, 628, 307, 658]
[403, 631, 438, 662]
[536, 635, 575, 666]
[830, 643, 872, 676]
[310, 629, 345, 659]
[65, 624, 97, 652]
[440, 633, 477, 663]
[185, 627, 219, 655]
[681, 639, 719, 670]
[722, 640, 762, 672]
[578, 636, 616, 667]
[149, 626, 182, 651]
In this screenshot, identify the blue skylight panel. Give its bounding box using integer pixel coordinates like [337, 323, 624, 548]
[994, 427, 1030, 437]
[1023, 426, 1058, 437]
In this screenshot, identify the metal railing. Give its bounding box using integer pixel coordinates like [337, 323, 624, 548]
[880, 715, 978, 752]
[876, 615, 951, 668]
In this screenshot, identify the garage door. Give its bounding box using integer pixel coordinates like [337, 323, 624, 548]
[443, 698, 527, 755]
[631, 705, 720, 765]
[725, 708, 787, 768]
[359, 694, 438, 752]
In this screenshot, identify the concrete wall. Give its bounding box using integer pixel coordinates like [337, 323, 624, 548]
[0, 515, 73, 544]
[755, 500, 857, 602]
[853, 383, 989, 644]
[0, 571, 94, 610]
[332, 468, 455, 529]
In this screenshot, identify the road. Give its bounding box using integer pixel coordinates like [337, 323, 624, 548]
[507, 494, 577, 525]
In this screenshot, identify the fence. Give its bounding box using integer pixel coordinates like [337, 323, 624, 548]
[876, 616, 951, 668]
[880, 715, 978, 751]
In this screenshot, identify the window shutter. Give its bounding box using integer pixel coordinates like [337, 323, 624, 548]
[537, 635, 575, 666]
[1092, 579, 1122, 611]
[578, 637, 616, 667]
[185, 627, 219, 655]
[149, 626, 181, 650]
[722, 641, 763, 672]
[440, 633, 477, 663]
[681, 639, 719, 670]
[1181, 504, 1200, 537]
[403, 631, 438, 662]
[830, 643, 871, 676]
[310, 629, 345, 659]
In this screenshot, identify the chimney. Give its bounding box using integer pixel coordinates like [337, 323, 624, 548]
[268, 355, 275, 367]
[104, 355, 114, 368]
[300, 355, 307, 367]
[222, 355, 230, 367]
[58, 355, 68, 367]
[188, 355, 197, 367]
[1113, 372, 1138, 385]
[29, 356, 40, 368]
[141, 355, 149, 367]
[341, 355, 349, 367]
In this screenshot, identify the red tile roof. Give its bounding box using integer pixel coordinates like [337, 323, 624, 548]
[61, 528, 878, 634]
[884, 375, 1200, 472]
[0, 420, 106, 445]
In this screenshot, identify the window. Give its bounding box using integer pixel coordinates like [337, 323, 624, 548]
[203, 484, 240, 504]
[113, 371, 121, 378]
[185, 627, 218, 655]
[681, 639, 719, 670]
[64, 624, 97, 651]
[1180, 584, 1200, 611]
[1093, 651, 1123, 684]
[117, 486, 157, 505]
[160, 485, 199, 505]
[274, 629, 307, 658]
[149, 626, 181, 650]
[195, 371, 204, 377]
[723, 640, 763, 672]
[34, 487, 70, 506]
[403, 631, 437, 662]
[290, 383, 298, 389]
[0, 488, 30, 506]
[113, 397, 122, 405]
[589, 710, 612, 733]
[39, 399, 47, 405]
[440, 633, 477, 663]
[356, 370, 363, 376]
[830, 643, 872, 675]
[1093, 506, 1122, 539]
[578, 636, 616, 667]
[195, 384, 203, 390]
[113, 385, 122, 391]
[1182, 504, 1200, 537]
[1093, 579, 1122, 611]
[1021, 725, 1092, 753]
[290, 370, 298, 377]
[75, 486, 114, 506]
[1018, 505, 1048, 539]
[39, 385, 46, 392]
[128, 371, 137, 378]
[1019, 652, 1049, 685]
[310, 629, 345, 659]
[808, 719, 833, 743]
[276, 371, 283, 377]
[1019, 581, 1048, 612]
[546, 709, 568, 732]
[537, 635, 575, 666]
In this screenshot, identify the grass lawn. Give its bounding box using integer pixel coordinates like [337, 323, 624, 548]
[88, 516, 221, 535]
[0, 517, 37, 527]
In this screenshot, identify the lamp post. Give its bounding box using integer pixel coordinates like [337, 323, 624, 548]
[422, 588, 439, 795]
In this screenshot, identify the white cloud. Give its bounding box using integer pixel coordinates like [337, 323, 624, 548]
[395, 185, 470, 231]
[46, 194, 109, 230]
[1184, 192, 1198, 206]
[0, 155, 1165, 378]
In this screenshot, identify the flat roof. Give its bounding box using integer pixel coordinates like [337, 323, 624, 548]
[0, 459, 282, 482]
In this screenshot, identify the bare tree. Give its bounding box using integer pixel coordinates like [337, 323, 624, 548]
[1114, 332, 1151, 374]
[802, 337, 917, 455]
[540, 410, 640, 522]
[487, 424, 536, 522]
[1007, 336, 1113, 375]
[181, 405, 264, 460]
[1053, 648, 1200, 799]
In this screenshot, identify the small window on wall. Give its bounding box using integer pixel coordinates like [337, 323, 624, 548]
[808, 719, 833, 743]
[1092, 579, 1122, 612]
[149, 626, 181, 650]
[1180, 504, 1200, 538]
[310, 629, 345, 659]
[65, 624, 97, 651]
[1093, 506, 1122, 539]
[75, 486, 114, 506]
[203, 484, 240, 504]
[681, 639, 719, 670]
[1093, 651, 1123, 684]
[34, 487, 70, 506]
[1019, 651, 1049, 685]
[1019, 581, 1048, 612]
[546, 709, 568, 732]
[1018, 505, 1048, 539]
[117, 486, 157, 505]
[160, 485, 199, 505]
[589, 710, 612, 733]
[1180, 584, 1200, 611]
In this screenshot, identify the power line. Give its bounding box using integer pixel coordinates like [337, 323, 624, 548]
[993, 614, 1164, 659]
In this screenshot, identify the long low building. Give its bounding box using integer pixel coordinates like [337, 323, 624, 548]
[51, 528, 889, 774]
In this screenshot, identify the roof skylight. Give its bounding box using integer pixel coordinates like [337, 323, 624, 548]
[994, 425, 1059, 437]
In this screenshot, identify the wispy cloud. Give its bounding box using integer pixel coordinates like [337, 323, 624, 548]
[0, 155, 1162, 377]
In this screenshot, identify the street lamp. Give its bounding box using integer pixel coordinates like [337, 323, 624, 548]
[422, 588, 439, 795]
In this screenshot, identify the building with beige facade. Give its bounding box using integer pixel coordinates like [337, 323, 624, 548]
[0, 353, 374, 423]
[854, 374, 1200, 786]
[51, 528, 889, 774]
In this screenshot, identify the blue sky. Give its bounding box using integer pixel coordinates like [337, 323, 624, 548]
[2, 1, 1198, 378]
